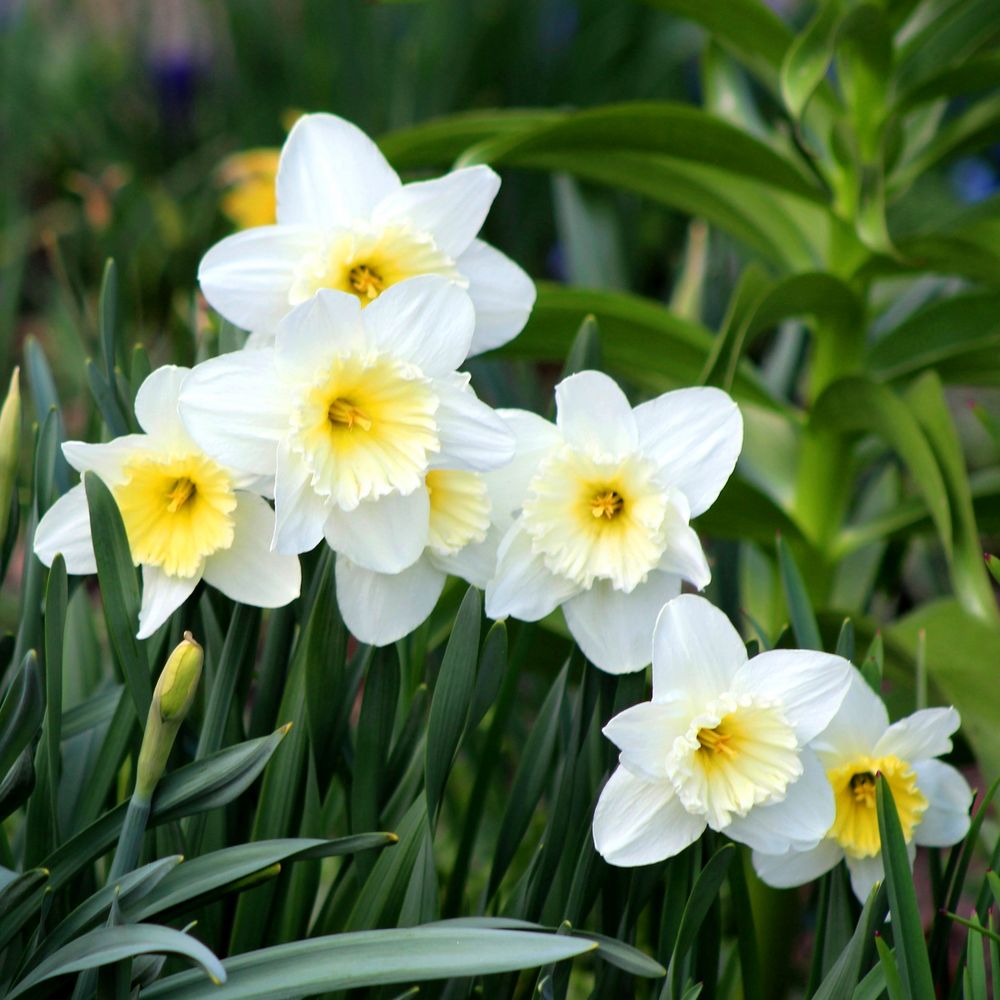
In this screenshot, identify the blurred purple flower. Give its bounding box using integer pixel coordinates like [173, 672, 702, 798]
[951, 157, 999, 204]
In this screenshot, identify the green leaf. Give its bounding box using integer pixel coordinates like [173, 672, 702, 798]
[780, 0, 842, 121]
[468, 622, 507, 731]
[141, 926, 598, 1000]
[98, 258, 118, 382]
[502, 285, 783, 413]
[777, 535, 822, 650]
[812, 376, 952, 556]
[42, 555, 66, 838]
[559, 315, 602, 380]
[487, 663, 568, 901]
[425, 586, 481, 826]
[837, 4, 892, 162]
[0, 650, 43, 784]
[874, 935, 905, 1000]
[463, 103, 824, 203]
[0, 867, 49, 950]
[667, 844, 735, 999]
[8, 924, 225, 998]
[875, 776, 935, 999]
[83, 472, 150, 719]
[813, 882, 888, 999]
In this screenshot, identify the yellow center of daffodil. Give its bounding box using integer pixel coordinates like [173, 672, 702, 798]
[290, 352, 440, 510]
[827, 755, 928, 858]
[289, 224, 464, 307]
[114, 452, 237, 577]
[520, 448, 668, 592]
[426, 469, 491, 556]
[669, 694, 802, 829]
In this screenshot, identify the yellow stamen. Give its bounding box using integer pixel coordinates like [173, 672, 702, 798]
[827, 755, 928, 858]
[166, 478, 196, 513]
[590, 489, 624, 520]
[328, 398, 372, 431]
[347, 264, 384, 301]
[697, 726, 736, 757]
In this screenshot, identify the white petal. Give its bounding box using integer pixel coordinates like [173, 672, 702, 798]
[33, 484, 96, 574]
[658, 502, 711, 590]
[810, 671, 890, 766]
[202, 493, 301, 608]
[361, 277, 474, 377]
[912, 760, 973, 847]
[138, 565, 200, 640]
[563, 572, 682, 675]
[62, 436, 148, 485]
[634, 387, 743, 517]
[323, 488, 430, 575]
[373, 165, 500, 259]
[725, 750, 836, 853]
[846, 854, 888, 904]
[134, 365, 191, 447]
[432, 375, 515, 472]
[483, 409, 561, 530]
[555, 371, 637, 458]
[274, 289, 365, 379]
[179, 351, 286, 476]
[874, 707, 960, 763]
[457, 239, 536, 356]
[276, 113, 400, 229]
[651, 594, 747, 706]
[432, 524, 501, 589]
[198, 225, 320, 332]
[272, 441, 330, 555]
[602, 700, 689, 782]
[752, 839, 844, 889]
[336, 554, 446, 646]
[485, 521, 579, 621]
[592, 766, 705, 867]
[734, 650, 854, 745]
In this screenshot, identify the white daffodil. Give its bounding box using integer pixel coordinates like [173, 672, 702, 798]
[178, 278, 514, 575]
[592, 595, 854, 867]
[484, 371, 742, 674]
[198, 112, 535, 356]
[752, 671, 973, 902]
[34, 366, 301, 639]
[336, 468, 502, 646]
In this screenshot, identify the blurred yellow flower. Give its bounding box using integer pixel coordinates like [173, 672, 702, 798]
[218, 148, 279, 229]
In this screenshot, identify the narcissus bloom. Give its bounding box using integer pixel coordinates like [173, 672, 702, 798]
[752, 672, 972, 902]
[337, 468, 501, 645]
[179, 279, 514, 573]
[592, 596, 853, 866]
[199, 112, 535, 355]
[34, 366, 301, 638]
[485, 371, 742, 673]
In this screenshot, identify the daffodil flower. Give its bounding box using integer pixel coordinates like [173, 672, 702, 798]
[198, 112, 535, 356]
[752, 671, 972, 902]
[336, 468, 502, 645]
[484, 371, 742, 674]
[178, 279, 515, 575]
[33, 366, 301, 639]
[592, 595, 854, 866]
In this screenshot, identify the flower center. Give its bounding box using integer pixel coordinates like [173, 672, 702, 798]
[520, 447, 668, 592]
[426, 469, 491, 556]
[327, 398, 372, 431]
[289, 224, 464, 307]
[347, 263, 384, 301]
[827, 755, 928, 859]
[290, 352, 440, 510]
[590, 489, 624, 520]
[667, 694, 802, 830]
[114, 453, 236, 577]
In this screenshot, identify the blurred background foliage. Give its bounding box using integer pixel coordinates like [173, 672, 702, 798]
[5, 0, 1000, 996]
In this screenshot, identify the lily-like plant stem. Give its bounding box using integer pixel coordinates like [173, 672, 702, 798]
[106, 632, 203, 884]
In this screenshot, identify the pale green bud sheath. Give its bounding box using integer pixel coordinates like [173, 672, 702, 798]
[108, 632, 203, 883]
[0, 367, 21, 542]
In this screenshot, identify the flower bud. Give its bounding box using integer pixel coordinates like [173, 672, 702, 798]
[0, 368, 21, 541]
[136, 631, 203, 800]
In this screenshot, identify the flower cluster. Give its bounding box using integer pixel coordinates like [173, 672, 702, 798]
[33, 112, 972, 900]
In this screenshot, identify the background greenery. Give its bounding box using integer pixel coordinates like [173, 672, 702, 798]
[3, 0, 1000, 996]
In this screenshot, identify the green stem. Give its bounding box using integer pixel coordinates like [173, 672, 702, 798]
[106, 792, 151, 883]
